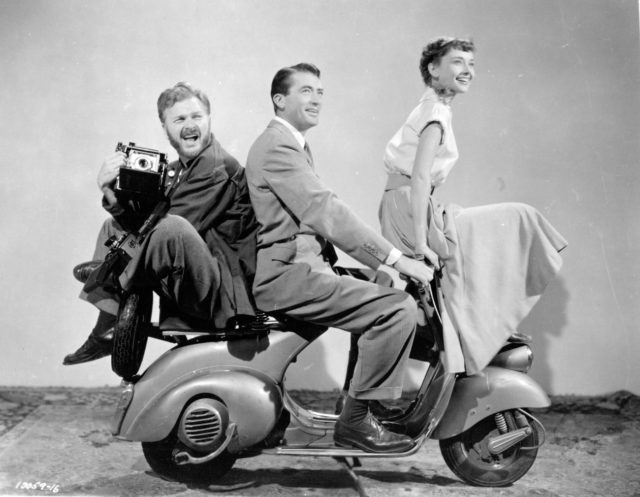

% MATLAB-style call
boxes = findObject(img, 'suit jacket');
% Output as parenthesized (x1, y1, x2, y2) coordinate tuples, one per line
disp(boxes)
(245, 119, 394, 311)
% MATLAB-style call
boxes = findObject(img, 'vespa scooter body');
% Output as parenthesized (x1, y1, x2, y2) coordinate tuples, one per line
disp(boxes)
(113, 321, 548, 448)
(114, 328, 314, 447)
(108, 273, 551, 490)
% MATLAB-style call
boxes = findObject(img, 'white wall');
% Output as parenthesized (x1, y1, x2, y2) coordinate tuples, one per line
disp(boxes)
(0, 0, 638, 395)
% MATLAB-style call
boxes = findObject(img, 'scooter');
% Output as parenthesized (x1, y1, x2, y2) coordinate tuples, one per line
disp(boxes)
(108, 278, 549, 494)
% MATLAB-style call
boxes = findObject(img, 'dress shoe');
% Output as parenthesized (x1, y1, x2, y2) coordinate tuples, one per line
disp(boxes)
(73, 260, 103, 283)
(63, 311, 116, 365)
(334, 412, 416, 453)
(335, 392, 404, 421)
(62, 332, 113, 365)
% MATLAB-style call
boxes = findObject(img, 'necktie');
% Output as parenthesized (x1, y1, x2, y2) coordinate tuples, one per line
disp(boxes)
(303, 142, 314, 169)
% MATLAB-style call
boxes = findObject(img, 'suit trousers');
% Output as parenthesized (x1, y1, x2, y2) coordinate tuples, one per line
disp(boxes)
(256, 253, 417, 401)
(80, 215, 222, 320)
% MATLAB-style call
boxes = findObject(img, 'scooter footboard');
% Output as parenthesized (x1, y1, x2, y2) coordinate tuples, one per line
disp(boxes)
(431, 366, 550, 440)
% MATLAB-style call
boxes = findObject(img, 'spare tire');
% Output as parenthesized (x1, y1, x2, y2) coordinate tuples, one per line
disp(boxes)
(111, 290, 152, 380)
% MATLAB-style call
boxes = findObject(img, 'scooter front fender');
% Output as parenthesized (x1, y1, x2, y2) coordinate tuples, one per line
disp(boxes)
(431, 366, 550, 440)
(116, 367, 282, 447)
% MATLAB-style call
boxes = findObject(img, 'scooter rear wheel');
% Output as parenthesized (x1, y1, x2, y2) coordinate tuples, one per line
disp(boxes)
(439, 409, 540, 487)
(142, 434, 236, 484)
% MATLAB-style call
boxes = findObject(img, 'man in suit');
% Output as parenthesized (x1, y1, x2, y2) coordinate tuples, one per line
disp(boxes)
(246, 63, 434, 453)
(64, 82, 258, 365)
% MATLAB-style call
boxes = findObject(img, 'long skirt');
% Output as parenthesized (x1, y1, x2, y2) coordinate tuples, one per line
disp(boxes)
(379, 178, 567, 373)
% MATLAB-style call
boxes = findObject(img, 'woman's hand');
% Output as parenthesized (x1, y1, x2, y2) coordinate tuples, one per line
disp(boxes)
(415, 243, 440, 270)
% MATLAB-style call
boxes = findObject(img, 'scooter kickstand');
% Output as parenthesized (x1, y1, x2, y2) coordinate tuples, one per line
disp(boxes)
(333, 456, 368, 497)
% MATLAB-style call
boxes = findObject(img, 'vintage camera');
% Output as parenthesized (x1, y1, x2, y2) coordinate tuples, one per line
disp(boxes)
(115, 142, 168, 200)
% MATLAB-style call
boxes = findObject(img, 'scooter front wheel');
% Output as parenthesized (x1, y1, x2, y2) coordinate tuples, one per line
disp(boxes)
(142, 434, 236, 484)
(439, 409, 540, 487)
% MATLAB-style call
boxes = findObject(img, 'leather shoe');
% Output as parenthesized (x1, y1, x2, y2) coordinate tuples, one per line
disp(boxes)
(73, 260, 103, 284)
(335, 393, 404, 421)
(63, 331, 113, 365)
(63, 311, 116, 365)
(334, 412, 415, 453)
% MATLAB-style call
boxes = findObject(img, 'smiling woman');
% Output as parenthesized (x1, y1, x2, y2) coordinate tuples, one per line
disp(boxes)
(379, 37, 568, 373)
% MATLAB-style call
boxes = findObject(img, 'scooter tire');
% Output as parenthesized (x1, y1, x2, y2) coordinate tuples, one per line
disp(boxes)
(439, 409, 540, 487)
(142, 435, 236, 484)
(111, 290, 152, 380)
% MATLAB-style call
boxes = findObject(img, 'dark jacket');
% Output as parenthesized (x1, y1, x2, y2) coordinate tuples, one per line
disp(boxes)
(108, 135, 259, 327)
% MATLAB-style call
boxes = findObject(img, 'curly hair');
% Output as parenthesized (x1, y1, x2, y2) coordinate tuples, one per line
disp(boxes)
(156, 82, 211, 122)
(419, 37, 475, 86)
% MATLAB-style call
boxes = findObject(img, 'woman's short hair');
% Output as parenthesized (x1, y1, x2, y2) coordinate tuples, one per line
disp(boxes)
(157, 82, 211, 122)
(419, 37, 475, 86)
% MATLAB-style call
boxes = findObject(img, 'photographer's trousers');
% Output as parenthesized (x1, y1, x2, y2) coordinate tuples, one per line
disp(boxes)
(80, 215, 225, 323)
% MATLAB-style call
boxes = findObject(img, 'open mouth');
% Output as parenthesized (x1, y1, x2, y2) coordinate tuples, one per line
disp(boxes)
(182, 133, 200, 143)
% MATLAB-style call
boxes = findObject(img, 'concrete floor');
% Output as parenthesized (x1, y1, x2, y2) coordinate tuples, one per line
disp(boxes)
(0, 387, 639, 497)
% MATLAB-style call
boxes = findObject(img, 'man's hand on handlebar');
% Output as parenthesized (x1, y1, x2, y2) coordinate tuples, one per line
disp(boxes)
(392, 254, 435, 287)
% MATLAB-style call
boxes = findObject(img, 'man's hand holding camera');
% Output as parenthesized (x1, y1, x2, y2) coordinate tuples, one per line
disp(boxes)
(98, 151, 126, 206)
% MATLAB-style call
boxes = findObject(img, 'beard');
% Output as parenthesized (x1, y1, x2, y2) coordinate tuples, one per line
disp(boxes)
(167, 129, 211, 161)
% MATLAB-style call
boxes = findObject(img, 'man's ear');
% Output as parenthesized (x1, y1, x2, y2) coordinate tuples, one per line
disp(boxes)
(273, 93, 285, 111)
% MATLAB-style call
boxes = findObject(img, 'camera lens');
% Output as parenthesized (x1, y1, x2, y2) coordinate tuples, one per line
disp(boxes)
(136, 158, 150, 170)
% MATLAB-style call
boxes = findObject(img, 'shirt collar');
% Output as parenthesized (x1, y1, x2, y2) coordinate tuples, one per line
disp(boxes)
(274, 116, 306, 149)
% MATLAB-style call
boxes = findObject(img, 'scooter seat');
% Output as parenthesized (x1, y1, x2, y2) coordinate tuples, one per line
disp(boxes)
(159, 315, 216, 334)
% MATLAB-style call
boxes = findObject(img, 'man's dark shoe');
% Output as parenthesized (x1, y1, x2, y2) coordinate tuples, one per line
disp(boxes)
(62, 332, 113, 365)
(73, 260, 103, 284)
(334, 412, 416, 453)
(335, 393, 404, 421)
(63, 311, 116, 365)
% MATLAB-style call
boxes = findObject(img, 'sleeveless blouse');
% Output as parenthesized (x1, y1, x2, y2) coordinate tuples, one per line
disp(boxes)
(383, 87, 458, 188)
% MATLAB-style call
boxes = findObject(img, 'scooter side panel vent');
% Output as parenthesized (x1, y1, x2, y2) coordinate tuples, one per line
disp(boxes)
(178, 398, 229, 452)
(184, 408, 222, 445)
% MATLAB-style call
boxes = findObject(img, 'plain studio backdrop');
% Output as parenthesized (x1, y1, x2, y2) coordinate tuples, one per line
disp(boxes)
(0, 0, 638, 395)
